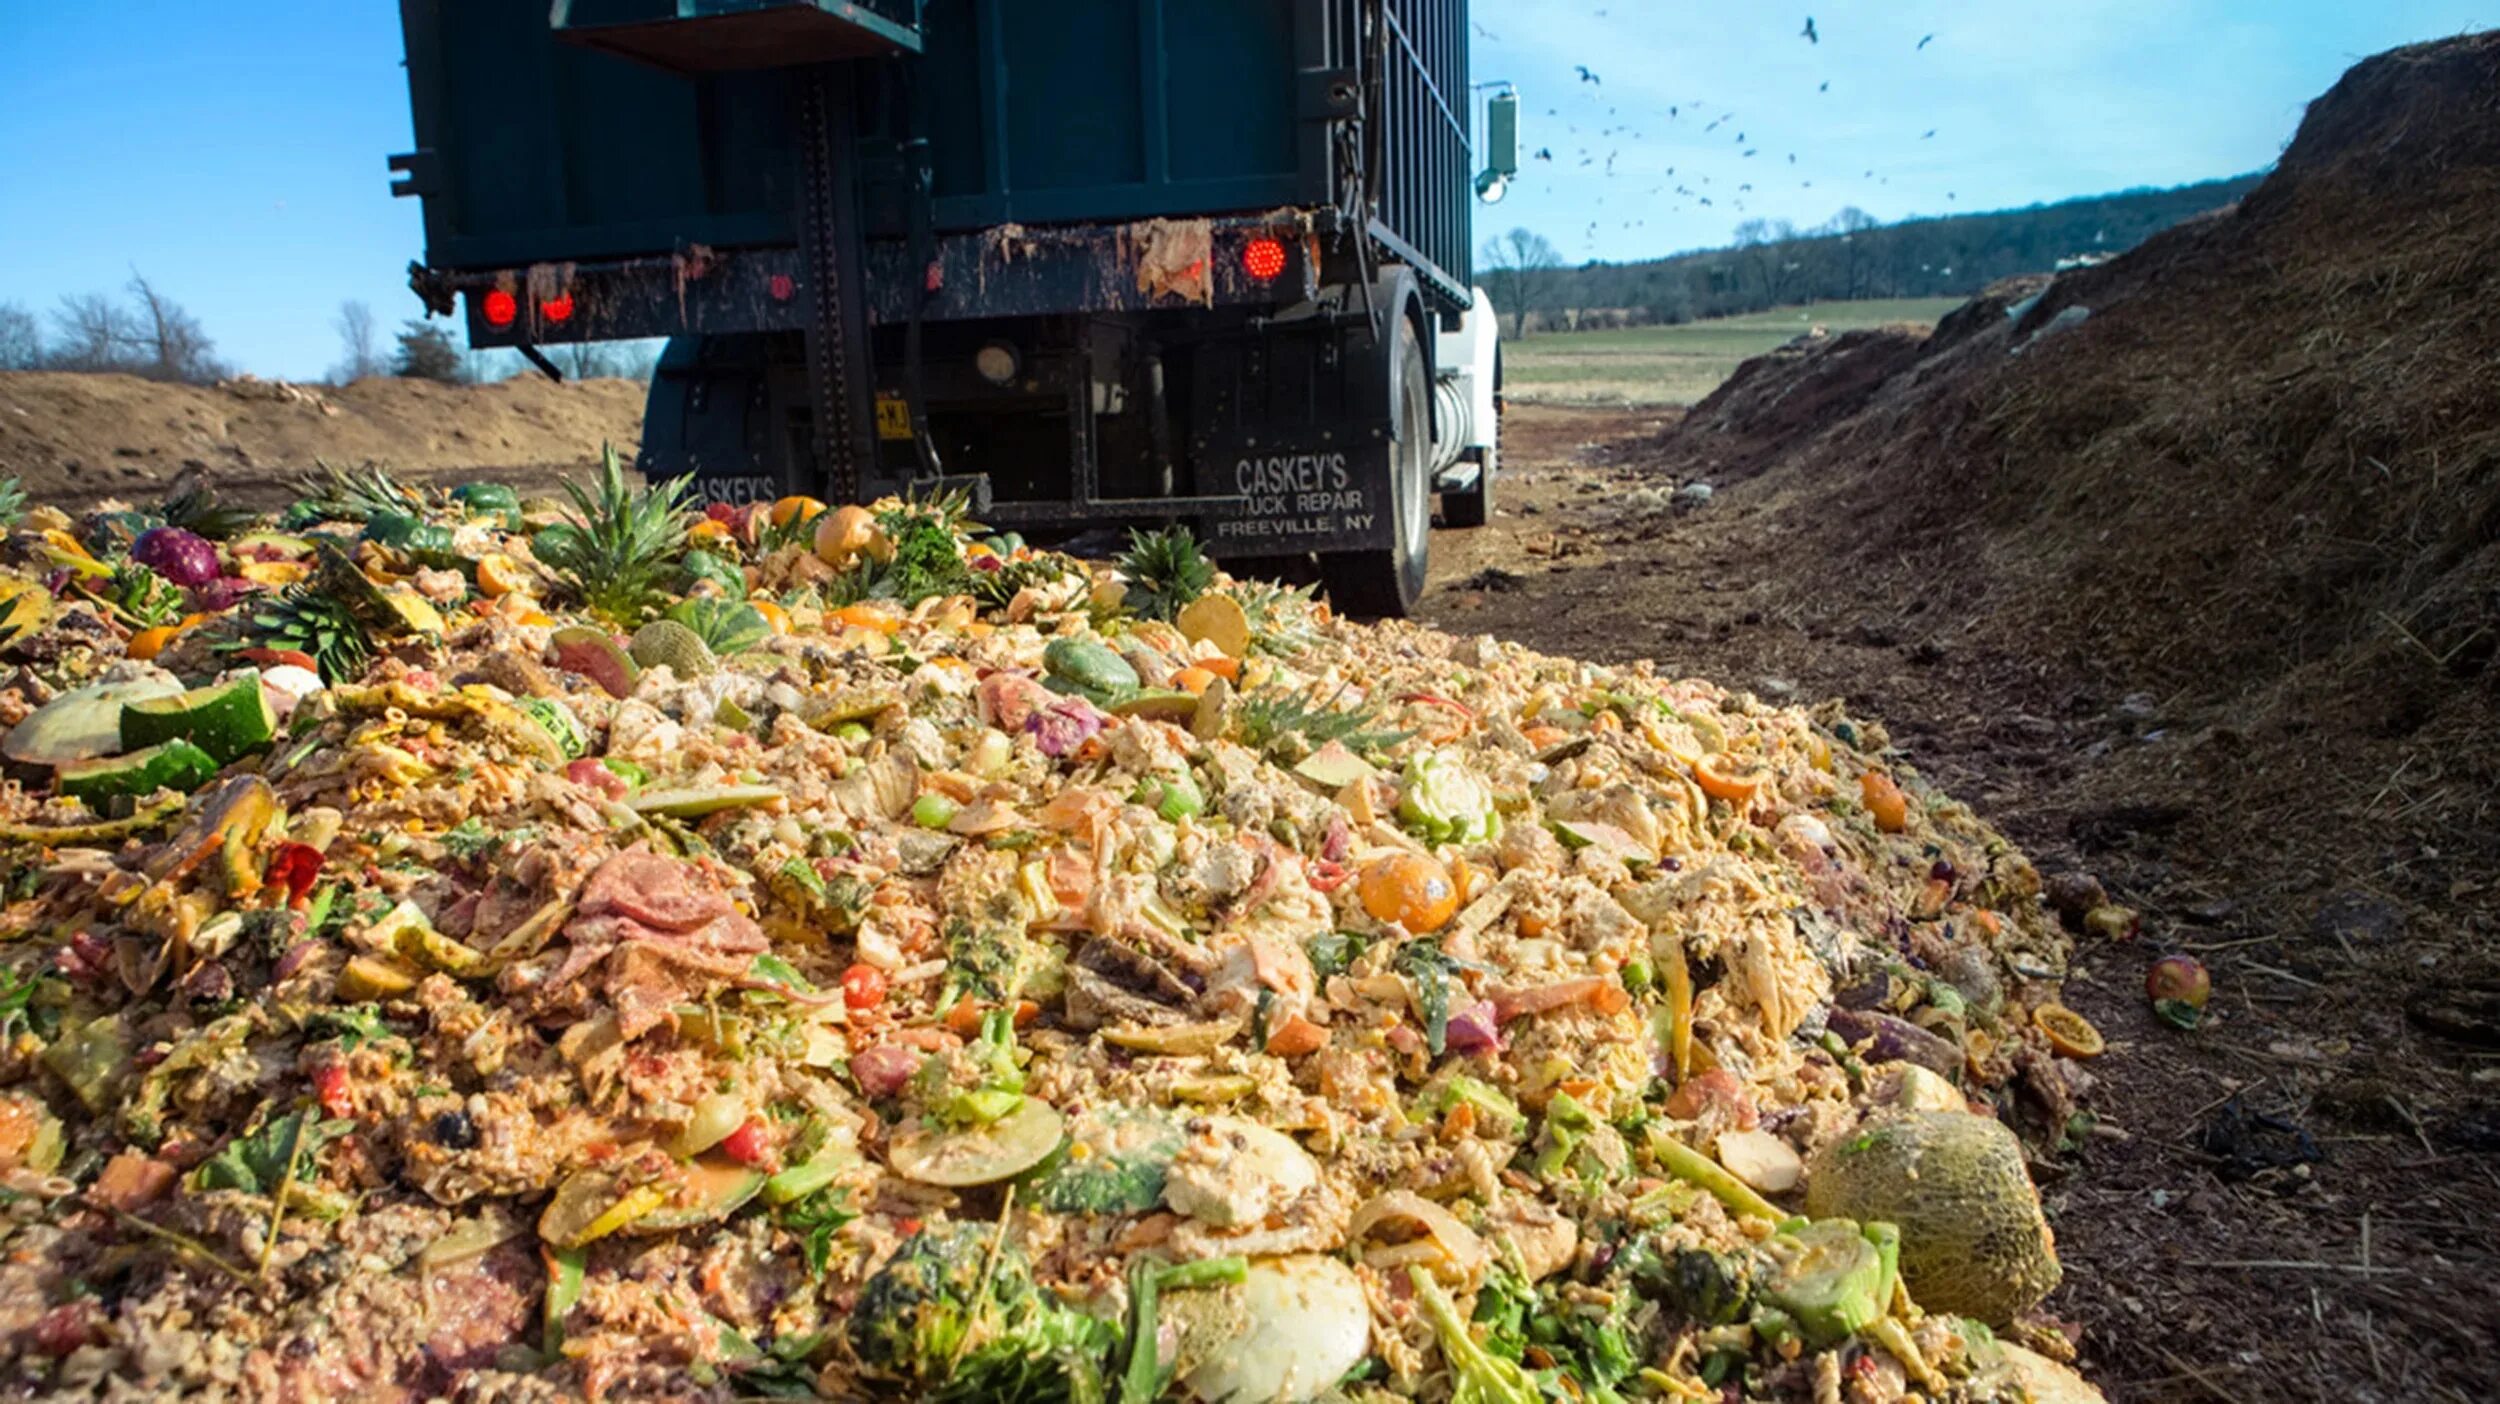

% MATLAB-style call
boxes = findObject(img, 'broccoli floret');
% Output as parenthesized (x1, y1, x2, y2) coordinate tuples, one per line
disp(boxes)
(940, 915, 1032, 1007)
(848, 1223, 1117, 1399)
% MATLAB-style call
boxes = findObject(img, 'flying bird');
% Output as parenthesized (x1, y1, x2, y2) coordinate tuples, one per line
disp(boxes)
(1704, 118, 1723, 132)
(1801, 16, 1818, 43)
(1921, 129, 1937, 139)
(1787, 153, 1797, 163)
(1533, 147, 1553, 161)
(1743, 148, 1758, 157)
(1575, 65, 1602, 84)
(1819, 81, 1830, 92)
(1917, 33, 1935, 49)
(1471, 21, 1499, 41)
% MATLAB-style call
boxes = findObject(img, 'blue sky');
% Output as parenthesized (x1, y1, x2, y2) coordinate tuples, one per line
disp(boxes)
(0, 1, 2488, 380)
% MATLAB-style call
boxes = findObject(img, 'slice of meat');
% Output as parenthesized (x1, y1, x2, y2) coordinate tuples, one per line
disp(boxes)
(578, 845, 732, 932)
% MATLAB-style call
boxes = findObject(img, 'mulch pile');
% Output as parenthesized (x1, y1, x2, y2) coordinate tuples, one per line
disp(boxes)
(1639, 31, 2500, 1403)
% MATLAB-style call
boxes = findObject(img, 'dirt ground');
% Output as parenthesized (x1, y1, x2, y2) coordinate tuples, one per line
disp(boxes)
(0, 371, 644, 510)
(1428, 402, 2500, 1403)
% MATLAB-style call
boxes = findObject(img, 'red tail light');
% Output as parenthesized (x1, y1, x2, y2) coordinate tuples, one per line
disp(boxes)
(767, 273, 796, 302)
(541, 293, 575, 324)
(481, 289, 518, 328)
(1242, 237, 1287, 282)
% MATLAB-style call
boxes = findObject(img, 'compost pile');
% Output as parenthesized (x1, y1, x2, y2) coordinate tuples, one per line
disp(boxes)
(0, 461, 2107, 1402)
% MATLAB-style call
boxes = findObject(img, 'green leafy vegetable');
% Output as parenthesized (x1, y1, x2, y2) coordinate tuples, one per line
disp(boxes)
(776, 1185, 859, 1279)
(1409, 1265, 1541, 1404)
(193, 1107, 351, 1198)
(1305, 930, 1367, 980)
(1393, 938, 1465, 1056)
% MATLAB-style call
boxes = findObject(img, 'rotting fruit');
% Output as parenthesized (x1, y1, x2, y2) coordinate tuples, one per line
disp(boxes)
(1358, 852, 1459, 933)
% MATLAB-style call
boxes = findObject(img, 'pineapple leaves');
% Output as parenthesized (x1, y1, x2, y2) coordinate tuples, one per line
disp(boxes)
(533, 445, 693, 625)
(1117, 526, 1213, 622)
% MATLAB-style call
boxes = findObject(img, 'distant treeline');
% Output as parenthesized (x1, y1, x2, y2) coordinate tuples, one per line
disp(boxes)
(1510, 173, 2263, 331)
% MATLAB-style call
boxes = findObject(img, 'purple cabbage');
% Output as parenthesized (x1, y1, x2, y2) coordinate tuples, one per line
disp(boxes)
(185, 576, 262, 613)
(133, 527, 220, 588)
(1025, 697, 1107, 758)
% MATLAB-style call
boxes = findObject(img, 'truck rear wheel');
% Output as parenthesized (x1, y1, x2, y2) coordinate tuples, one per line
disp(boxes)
(1321, 332, 1432, 617)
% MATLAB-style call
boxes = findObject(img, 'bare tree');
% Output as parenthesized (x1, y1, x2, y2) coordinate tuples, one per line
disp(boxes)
(1478, 228, 1562, 338)
(48, 292, 141, 372)
(123, 272, 228, 384)
(1825, 207, 1882, 299)
(0, 303, 40, 371)
(1732, 219, 1806, 308)
(331, 300, 383, 383)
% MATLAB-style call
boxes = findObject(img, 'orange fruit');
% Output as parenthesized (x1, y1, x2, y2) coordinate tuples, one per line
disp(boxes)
(1860, 770, 1910, 832)
(1198, 655, 1242, 683)
(516, 609, 555, 628)
(750, 599, 792, 635)
(1693, 753, 1767, 807)
(1172, 666, 1216, 697)
(1357, 852, 1459, 933)
(2032, 1003, 2105, 1058)
(831, 601, 903, 635)
(769, 496, 827, 529)
(687, 519, 735, 545)
(127, 626, 180, 661)
(475, 553, 531, 599)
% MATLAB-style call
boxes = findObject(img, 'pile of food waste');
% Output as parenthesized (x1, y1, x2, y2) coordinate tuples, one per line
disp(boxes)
(0, 459, 2110, 1401)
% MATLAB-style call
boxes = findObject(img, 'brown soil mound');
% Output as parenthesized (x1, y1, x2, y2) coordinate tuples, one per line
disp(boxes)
(1641, 31, 2500, 1401)
(0, 372, 646, 508)
(1667, 325, 1931, 485)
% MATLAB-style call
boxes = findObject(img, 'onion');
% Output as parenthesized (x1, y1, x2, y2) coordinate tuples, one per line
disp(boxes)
(1445, 1000, 1501, 1053)
(133, 527, 219, 587)
(1347, 1189, 1488, 1284)
(849, 1043, 923, 1098)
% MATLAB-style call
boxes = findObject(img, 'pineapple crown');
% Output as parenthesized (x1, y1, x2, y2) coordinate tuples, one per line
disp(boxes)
(1117, 525, 1213, 622)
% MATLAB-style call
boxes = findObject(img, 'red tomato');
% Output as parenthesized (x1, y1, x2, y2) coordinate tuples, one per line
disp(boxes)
(841, 963, 888, 1011)
(718, 1117, 771, 1168)
(312, 1064, 354, 1118)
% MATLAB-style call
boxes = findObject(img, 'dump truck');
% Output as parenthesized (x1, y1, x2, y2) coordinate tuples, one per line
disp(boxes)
(389, 0, 1518, 615)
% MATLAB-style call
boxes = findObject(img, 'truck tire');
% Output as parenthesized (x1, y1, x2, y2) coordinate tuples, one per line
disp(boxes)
(1439, 343, 1500, 529)
(1322, 331, 1432, 617)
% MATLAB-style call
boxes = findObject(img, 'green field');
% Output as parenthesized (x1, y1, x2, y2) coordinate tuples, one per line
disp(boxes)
(1503, 297, 1968, 407)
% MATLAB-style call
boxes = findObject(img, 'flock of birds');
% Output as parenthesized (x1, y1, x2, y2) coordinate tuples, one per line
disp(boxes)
(1473, 15, 1960, 251)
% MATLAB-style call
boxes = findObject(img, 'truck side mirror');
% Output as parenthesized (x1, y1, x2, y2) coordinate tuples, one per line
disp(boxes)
(1476, 89, 1519, 204)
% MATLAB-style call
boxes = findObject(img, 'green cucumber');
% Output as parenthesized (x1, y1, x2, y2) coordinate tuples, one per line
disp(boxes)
(57, 740, 220, 805)
(119, 672, 277, 764)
